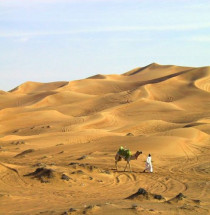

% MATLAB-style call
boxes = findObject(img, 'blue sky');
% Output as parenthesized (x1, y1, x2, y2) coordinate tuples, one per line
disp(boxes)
(0, 0, 210, 91)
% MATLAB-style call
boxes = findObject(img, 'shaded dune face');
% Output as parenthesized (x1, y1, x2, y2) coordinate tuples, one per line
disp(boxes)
(0, 63, 210, 215)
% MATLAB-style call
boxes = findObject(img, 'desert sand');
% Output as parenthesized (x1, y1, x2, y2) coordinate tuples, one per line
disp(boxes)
(0, 63, 210, 215)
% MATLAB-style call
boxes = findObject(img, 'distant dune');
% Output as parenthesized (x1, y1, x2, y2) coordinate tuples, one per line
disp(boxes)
(0, 63, 210, 215)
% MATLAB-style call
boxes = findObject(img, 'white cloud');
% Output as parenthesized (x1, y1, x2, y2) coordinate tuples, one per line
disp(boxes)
(0, 23, 210, 38)
(186, 36, 210, 42)
(16, 37, 29, 42)
(0, 0, 127, 6)
(0, 0, 194, 8)
(187, 2, 210, 9)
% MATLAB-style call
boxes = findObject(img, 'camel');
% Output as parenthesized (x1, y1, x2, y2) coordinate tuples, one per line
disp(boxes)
(115, 148, 142, 171)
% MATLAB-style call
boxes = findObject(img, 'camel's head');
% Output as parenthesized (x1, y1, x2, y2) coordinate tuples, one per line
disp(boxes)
(135, 151, 142, 159)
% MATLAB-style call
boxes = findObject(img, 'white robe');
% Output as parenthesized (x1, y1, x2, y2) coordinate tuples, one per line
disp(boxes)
(145, 156, 153, 172)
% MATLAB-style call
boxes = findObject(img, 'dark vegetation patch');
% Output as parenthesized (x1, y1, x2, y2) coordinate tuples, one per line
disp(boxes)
(126, 133, 134, 136)
(175, 193, 186, 200)
(24, 167, 55, 181)
(61, 173, 71, 181)
(71, 170, 85, 175)
(77, 155, 87, 160)
(126, 188, 149, 200)
(14, 149, 34, 157)
(126, 188, 165, 201)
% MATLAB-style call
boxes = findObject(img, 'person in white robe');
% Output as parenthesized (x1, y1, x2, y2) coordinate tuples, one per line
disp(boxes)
(143, 154, 153, 173)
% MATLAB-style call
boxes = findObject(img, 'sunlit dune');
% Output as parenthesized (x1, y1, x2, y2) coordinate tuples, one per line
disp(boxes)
(0, 63, 210, 215)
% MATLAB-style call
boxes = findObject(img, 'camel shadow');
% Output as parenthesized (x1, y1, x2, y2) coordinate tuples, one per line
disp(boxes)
(111, 168, 152, 174)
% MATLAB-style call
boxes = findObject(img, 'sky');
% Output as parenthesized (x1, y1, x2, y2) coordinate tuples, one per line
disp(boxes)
(0, 0, 210, 91)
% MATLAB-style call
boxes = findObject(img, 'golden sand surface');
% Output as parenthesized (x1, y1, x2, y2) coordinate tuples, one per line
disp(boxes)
(0, 63, 210, 215)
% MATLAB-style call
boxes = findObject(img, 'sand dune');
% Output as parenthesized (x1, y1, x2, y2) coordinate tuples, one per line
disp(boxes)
(0, 90, 6, 95)
(10, 81, 68, 94)
(0, 63, 210, 215)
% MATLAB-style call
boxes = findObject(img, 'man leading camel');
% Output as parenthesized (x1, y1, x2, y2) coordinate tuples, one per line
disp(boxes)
(143, 154, 153, 173)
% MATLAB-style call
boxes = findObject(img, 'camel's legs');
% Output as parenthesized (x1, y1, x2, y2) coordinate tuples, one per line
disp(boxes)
(115, 154, 122, 171)
(124, 161, 128, 171)
(128, 162, 131, 172)
(115, 160, 118, 170)
(115, 154, 120, 170)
